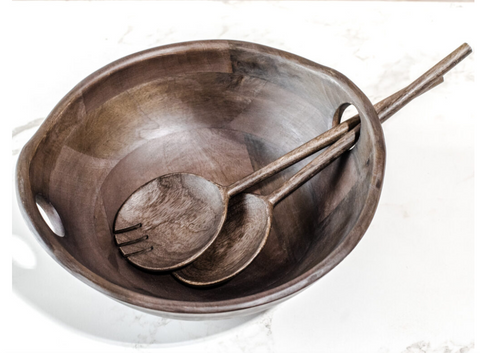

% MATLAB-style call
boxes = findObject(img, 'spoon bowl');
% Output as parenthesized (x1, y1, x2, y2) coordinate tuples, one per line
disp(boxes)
(174, 193, 272, 286)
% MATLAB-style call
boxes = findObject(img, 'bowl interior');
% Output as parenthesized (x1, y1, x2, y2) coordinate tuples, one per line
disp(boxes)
(21, 41, 383, 315)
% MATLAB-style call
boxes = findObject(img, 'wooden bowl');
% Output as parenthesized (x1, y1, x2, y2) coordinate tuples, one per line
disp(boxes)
(16, 40, 385, 319)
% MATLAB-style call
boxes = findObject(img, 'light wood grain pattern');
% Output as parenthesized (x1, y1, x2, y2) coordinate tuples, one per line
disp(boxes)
(114, 174, 227, 270)
(173, 194, 271, 286)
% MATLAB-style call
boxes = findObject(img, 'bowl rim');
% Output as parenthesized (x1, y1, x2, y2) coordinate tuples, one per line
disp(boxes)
(16, 39, 386, 316)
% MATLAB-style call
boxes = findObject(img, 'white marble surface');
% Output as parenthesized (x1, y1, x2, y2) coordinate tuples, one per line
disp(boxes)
(5, 1, 477, 352)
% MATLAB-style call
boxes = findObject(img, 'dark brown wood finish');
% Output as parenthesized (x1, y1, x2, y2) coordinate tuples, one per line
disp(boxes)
(113, 111, 357, 271)
(173, 43, 472, 286)
(16, 40, 471, 319)
(112, 45, 458, 273)
(174, 130, 359, 286)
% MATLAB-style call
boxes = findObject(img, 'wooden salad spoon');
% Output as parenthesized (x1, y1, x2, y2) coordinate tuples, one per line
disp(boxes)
(113, 111, 364, 271)
(173, 43, 472, 286)
(114, 106, 360, 271)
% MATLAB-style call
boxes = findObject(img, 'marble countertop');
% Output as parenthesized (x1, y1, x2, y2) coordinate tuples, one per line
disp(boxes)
(6, 1, 476, 352)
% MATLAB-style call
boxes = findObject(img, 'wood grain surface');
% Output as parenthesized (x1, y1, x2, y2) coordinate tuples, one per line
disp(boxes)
(114, 173, 227, 270)
(16, 39, 394, 318)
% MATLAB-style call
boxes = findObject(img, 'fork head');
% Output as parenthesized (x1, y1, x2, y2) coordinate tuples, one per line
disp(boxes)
(113, 223, 153, 258)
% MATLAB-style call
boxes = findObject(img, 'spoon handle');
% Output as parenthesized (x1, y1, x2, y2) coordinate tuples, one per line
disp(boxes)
(227, 43, 471, 198)
(266, 126, 358, 205)
(226, 81, 429, 197)
(376, 42, 472, 124)
(226, 115, 359, 197)
(266, 43, 472, 206)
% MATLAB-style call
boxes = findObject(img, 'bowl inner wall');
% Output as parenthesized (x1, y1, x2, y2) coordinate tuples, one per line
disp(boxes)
(29, 45, 374, 302)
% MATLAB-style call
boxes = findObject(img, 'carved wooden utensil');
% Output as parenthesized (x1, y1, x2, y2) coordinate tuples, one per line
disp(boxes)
(113, 66, 442, 272)
(173, 43, 472, 286)
(113, 77, 432, 272)
(114, 105, 360, 270)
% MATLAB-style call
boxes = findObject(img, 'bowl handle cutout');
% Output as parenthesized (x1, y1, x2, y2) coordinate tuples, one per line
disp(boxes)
(35, 195, 65, 237)
(333, 103, 360, 151)
(332, 102, 354, 128)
